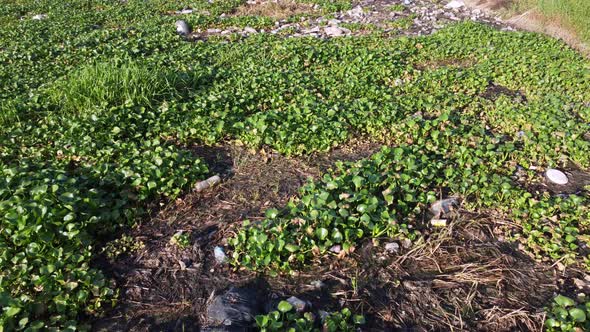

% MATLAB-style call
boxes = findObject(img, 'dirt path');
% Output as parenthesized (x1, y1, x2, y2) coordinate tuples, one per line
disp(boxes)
(463, 0, 590, 56)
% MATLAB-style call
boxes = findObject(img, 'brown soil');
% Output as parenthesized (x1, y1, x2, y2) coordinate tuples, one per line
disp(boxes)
(91, 140, 381, 331)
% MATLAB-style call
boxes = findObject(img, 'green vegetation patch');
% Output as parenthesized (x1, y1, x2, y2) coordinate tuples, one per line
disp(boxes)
(1, 0, 590, 329)
(545, 295, 590, 331)
(48, 60, 198, 114)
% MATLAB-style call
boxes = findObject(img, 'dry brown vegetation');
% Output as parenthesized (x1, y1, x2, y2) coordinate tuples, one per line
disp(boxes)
(464, 0, 590, 56)
(233, 0, 318, 19)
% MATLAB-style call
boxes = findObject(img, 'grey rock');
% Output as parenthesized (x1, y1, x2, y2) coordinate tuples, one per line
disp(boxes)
(175, 20, 191, 35)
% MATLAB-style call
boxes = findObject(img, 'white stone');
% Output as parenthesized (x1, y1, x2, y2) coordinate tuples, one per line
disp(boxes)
(324, 26, 344, 37)
(179, 9, 193, 14)
(445, 0, 465, 9)
(347, 6, 365, 18)
(207, 28, 222, 33)
(243, 26, 257, 34)
(546, 169, 568, 185)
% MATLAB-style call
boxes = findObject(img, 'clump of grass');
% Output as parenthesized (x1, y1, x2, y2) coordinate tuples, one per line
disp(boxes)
(536, 0, 590, 42)
(388, 4, 405, 12)
(48, 60, 196, 113)
(505, 0, 590, 44)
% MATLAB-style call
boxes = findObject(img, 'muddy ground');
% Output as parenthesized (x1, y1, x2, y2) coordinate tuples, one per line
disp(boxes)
(90, 135, 588, 331)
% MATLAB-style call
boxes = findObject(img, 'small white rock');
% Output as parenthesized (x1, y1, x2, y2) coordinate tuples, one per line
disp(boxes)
(347, 6, 364, 18)
(546, 168, 568, 185)
(445, 0, 465, 9)
(179, 9, 194, 14)
(243, 26, 257, 34)
(206, 28, 222, 34)
(324, 26, 344, 37)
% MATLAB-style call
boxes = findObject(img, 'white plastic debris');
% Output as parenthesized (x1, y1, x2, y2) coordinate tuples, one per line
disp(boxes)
(175, 20, 191, 35)
(430, 218, 448, 227)
(213, 246, 227, 264)
(430, 197, 459, 217)
(546, 169, 568, 185)
(195, 175, 221, 192)
(32, 14, 48, 20)
(384, 242, 400, 253)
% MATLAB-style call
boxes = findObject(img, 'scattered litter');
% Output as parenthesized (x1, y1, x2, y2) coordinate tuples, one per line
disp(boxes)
(330, 245, 341, 253)
(214, 246, 227, 264)
(430, 197, 459, 217)
(195, 175, 222, 192)
(206, 287, 259, 327)
(430, 218, 447, 227)
(384, 242, 400, 253)
(310, 280, 325, 290)
(175, 20, 191, 35)
(32, 14, 48, 20)
(401, 238, 412, 249)
(546, 168, 568, 185)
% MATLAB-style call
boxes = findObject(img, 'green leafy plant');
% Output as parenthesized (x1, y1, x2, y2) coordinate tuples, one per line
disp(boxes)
(47, 60, 197, 114)
(545, 295, 590, 331)
(255, 301, 364, 332)
(170, 231, 191, 249)
(102, 235, 145, 261)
